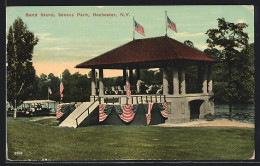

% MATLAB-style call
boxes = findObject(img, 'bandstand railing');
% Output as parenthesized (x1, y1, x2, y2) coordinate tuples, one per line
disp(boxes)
(98, 94, 167, 105)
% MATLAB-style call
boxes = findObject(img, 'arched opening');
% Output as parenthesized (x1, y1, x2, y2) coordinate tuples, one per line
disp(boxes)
(189, 100, 204, 120)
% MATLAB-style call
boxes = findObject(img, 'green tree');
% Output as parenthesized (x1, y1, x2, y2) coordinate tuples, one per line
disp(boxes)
(184, 40, 194, 48)
(7, 18, 39, 117)
(205, 18, 250, 120)
(47, 73, 60, 101)
(61, 69, 91, 102)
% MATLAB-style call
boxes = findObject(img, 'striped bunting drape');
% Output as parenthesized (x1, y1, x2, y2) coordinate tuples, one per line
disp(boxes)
(119, 105, 137, 122)
(56, 104, 63, 119)
(159, 102, 168, 118)
(99, 104, 112, 122)
(145, 103, 154, 125)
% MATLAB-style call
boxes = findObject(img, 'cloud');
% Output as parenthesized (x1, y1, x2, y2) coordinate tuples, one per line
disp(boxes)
(35, 33, 64, 41)
(172, 32, 206, 38)
(237, 19, 245, 23)
(41, 47, 77, 51)
(195, 43, 208, 50)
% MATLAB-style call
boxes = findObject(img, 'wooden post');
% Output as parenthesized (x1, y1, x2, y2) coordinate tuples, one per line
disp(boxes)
(99, 68, 104, 96)
(172, 67, 179, 95)
(180, 67, 186, 95)
(163, 68, 169, 95)
(202, 65, 207, 94)
(91, 68, 96, 96)
(207, 64, 213, 93)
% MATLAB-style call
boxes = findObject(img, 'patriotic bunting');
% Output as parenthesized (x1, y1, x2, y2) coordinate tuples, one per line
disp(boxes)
(145, 103, 154, 125)
(158, 102, 168, 118)
(119, 105, 137, 122)
(99, 104, 112, 122)
(56, 104, 63, 119)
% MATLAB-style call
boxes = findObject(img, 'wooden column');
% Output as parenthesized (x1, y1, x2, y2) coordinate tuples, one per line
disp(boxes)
(202, 65, 207, 94)
(99, 68, 104, 96)
(172, 67, 179, 95)
(197, 65, 202, 93)
(136, 68, 141, 93)
(123, 68, 126, 85)
(91, 68, 96, 96)
(207, 65, 213, 93)
(129, 69, 133, 85)
(163, 68, 169, 95)
(180, 67, 186, 95)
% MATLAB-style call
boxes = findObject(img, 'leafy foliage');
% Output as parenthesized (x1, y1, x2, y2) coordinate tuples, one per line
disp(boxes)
(7, 18, 38, 112)
(205, 18, 254, 104)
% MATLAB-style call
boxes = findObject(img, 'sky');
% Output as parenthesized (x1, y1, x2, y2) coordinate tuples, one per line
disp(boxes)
(6, 5, 254, 77)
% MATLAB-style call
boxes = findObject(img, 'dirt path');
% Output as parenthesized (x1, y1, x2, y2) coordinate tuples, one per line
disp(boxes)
(156, 119, 254, 128)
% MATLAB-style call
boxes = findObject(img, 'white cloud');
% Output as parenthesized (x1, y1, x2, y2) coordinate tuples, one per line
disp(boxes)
(172, 32, 206, 38)
(237, 19, 245, 23)
(35, 33, 64, 41)
(42, 47, 77, 51)
(195, 43, 208, 50)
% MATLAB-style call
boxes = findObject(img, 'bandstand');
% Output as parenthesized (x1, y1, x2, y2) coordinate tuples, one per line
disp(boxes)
(59, 36, 218, 128)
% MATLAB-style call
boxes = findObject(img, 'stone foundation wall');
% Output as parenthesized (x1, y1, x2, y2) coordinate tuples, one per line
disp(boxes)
(166, 94, 214, 124)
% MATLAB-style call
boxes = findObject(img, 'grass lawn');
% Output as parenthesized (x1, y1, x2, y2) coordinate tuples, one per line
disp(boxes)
(7, 117, 254, 161)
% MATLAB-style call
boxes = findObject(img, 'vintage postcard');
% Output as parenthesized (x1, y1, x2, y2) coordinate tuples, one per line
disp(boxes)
(6, 5, 255, 161)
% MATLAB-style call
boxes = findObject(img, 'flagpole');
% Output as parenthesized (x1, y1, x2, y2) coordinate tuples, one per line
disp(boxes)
(165, 11, 168, 36)
(133, 16, 135, 40)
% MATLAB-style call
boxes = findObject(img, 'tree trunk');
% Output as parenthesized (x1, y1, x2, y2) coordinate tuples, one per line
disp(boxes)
(228, 55, 232, 120)
(14, 99, 17, 118)
(228, 95, 232, 120)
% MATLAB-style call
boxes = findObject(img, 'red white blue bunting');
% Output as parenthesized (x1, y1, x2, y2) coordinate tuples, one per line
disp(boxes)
(145, 103, 154, 125)
(160, 102, 168, 118)
(99, 104, 108, 122)
(120, 105, 136, 122)
(56, 104, 63, 119)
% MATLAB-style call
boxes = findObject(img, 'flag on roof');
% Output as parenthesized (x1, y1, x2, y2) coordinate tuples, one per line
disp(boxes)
(134, 20, 145, 36)
(167, 16, 177, 33)
(48, 87, 52, 95)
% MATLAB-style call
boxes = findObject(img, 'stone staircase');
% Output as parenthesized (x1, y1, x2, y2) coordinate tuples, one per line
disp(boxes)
(59, 101, 99, 128)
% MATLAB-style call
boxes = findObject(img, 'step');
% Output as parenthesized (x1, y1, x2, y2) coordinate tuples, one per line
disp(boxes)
(59, 101, 99, 128)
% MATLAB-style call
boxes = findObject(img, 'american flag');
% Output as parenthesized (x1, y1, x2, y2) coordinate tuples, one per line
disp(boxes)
(145, 103, 153, 125)
(48, 87, 52, 95)
(167, 16, 177, 33)
(60, 75, 64, 101)
(56, 104, 63, 119)
(126, 71, 131, 98)
(134, 20, 145, 36)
